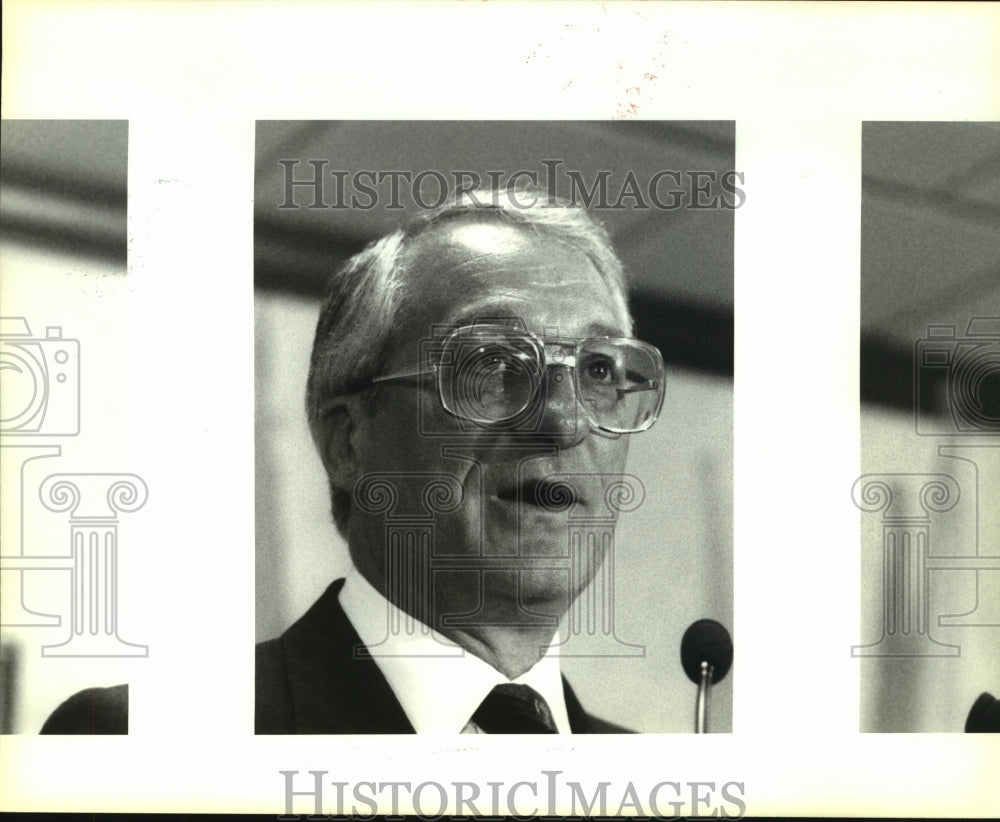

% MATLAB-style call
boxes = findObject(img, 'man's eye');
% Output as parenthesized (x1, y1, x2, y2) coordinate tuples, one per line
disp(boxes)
(584, 359, 615, 382)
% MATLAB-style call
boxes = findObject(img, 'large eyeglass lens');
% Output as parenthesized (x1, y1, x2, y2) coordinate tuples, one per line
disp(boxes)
(443, 329, 543, 424)
(578, 340, 662, 431)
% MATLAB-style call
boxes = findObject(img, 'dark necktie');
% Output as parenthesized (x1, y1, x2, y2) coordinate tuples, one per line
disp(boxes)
(471, 683, 558, 733)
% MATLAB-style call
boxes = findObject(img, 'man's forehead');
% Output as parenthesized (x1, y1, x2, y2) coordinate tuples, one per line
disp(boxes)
(406, 220, 622, 297)
(428, 221, 530, 256)
(390, 219, 632, 348)
(406, 220, 567, 270)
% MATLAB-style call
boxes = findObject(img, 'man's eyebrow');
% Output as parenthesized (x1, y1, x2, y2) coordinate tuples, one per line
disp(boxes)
(581, 322, 628, 338)
(445, 305, 522, 327)
(473, 310, 522, 323)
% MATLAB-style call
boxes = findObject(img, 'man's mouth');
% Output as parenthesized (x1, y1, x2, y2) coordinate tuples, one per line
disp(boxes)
(495, 477, 579, 509)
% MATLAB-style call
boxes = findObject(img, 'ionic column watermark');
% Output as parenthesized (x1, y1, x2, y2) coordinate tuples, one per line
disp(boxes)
(353, 471, 465, 656)
(538, 473, 645, 657)
(852, 473, 960, 657)
(32, 473, 149, 657)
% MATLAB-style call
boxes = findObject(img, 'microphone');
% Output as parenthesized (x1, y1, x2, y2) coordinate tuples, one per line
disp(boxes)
(680, 618, 733, 733)
(965, 692, 1000, 732)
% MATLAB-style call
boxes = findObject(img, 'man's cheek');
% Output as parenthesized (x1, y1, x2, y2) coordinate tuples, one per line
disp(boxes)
(584, 436, 630, 470)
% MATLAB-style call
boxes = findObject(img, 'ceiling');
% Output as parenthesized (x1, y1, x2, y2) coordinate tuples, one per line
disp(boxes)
(862, 121, 999, 341)
(254, 120, 736, 306)
(0, 120, 127, 262)
(860, 122, 1000, 412)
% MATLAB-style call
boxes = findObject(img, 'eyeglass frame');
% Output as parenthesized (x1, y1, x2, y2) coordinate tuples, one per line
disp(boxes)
(366, 323, 667, 435)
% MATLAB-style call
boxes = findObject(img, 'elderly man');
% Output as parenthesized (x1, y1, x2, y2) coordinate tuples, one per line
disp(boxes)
(254, 190, 666, 734)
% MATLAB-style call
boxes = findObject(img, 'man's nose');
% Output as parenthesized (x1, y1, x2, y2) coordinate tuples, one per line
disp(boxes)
(536, 365, 585, 447)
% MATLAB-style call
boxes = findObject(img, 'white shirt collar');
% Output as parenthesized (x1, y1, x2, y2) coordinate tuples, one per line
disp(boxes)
(339, 565, 571, 734)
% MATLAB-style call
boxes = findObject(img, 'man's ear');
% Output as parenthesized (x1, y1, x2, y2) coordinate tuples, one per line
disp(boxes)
(317, 395, 367, 491)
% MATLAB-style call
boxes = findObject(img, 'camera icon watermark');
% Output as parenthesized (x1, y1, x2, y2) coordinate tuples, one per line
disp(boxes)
(0, 316, 80, 437)
(915, 317, 1000, 436)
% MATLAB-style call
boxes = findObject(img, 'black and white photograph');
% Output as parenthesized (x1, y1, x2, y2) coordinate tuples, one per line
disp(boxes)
(253, 121, 735, 735)
(1, 1, 998, 818)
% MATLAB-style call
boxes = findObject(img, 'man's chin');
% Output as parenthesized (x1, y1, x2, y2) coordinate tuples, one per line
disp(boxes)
(504, 567, 580, 612)
(477, 529, 603, 610)
(455, 564, 565, 607)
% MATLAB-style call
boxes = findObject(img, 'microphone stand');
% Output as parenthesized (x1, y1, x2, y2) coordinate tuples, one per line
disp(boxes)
(680, 618, 731, 734)
(695, 660, 714, 734)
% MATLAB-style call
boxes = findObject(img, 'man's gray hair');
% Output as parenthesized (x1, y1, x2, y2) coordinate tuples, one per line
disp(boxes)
(305, 188, 632, 535)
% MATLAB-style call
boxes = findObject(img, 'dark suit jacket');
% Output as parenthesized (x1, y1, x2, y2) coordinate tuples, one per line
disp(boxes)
(256, 579, 630, 733)
(41, 579, 628, 734)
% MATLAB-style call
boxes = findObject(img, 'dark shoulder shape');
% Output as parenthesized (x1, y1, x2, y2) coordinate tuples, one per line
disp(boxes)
(584, 713, 634, 733)
(255, 636, 295, 733)
(40, 684, 128, 735)
(255, 579, 415, 734)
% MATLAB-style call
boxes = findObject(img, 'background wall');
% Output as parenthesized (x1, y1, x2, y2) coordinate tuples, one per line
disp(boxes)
(859, 406, 1000, 732)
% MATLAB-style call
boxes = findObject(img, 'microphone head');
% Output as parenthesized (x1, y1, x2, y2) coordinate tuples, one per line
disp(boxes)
(680, 618, 733, 685)
(965, 691, 1000, 733)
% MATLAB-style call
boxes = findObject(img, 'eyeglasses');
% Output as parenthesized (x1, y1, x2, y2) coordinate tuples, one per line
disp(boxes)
(370, 323, 666, 434)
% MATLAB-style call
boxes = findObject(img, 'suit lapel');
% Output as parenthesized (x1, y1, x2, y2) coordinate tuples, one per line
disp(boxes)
(279, 579, 414, 733)
(562, 676, 595, 733)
